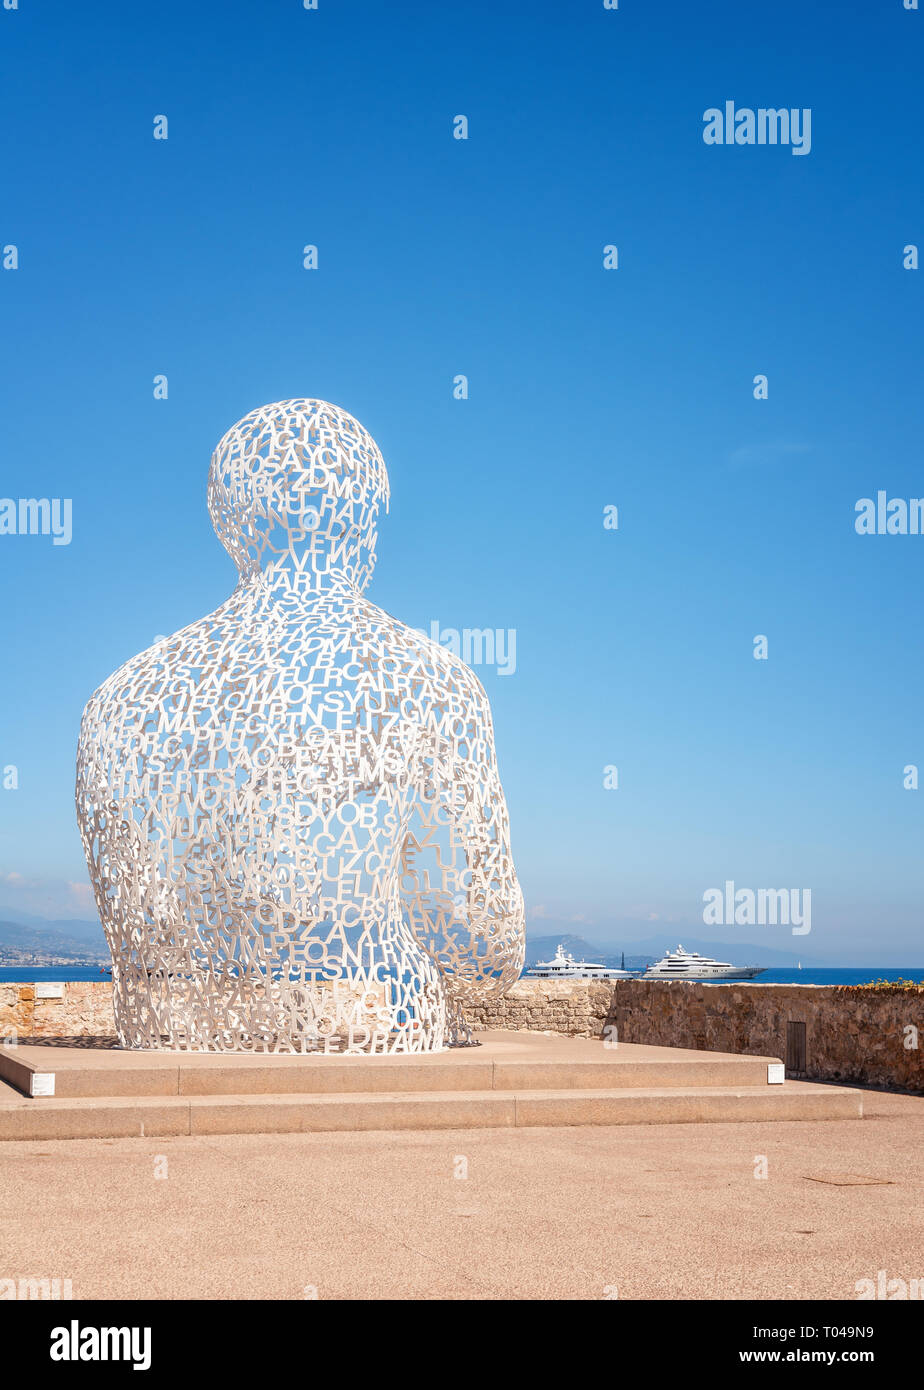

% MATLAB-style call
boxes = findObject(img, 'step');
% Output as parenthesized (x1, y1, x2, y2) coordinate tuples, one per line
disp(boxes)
(0, 1082, 862, 1141)
(0, 1038, 778, 1100)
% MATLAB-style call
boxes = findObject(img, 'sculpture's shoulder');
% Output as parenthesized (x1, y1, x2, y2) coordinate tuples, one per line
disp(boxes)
(78, 592, 492, 745)
(355, 600, 491, 716)
(79, 602, 235, 732)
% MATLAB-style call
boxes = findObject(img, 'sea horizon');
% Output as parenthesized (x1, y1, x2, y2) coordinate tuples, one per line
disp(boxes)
(3, 965, 924, 988)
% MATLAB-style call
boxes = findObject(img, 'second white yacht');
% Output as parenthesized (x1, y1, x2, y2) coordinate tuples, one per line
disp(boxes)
(643, 945, 765, 981)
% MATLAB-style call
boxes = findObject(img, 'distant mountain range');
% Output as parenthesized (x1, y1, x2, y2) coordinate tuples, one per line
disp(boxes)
(0, 906, 108, 964)
(0, 905, 822, 970)
(0, 906, 106, 943)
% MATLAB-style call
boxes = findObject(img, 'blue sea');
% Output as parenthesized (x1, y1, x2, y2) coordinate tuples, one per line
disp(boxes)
(754, 968, 924, 986)
(2, 966, 924, 986)
(0, 966, 113, 983)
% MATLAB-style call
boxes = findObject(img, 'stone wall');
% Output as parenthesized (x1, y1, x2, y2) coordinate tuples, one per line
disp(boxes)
(3, 977, 923, 1093)
(607, 980, 924, 1093)
(0, 982, 116, 1041)
(1, 978, 615, 1044)
(464, 978, 615, 1037)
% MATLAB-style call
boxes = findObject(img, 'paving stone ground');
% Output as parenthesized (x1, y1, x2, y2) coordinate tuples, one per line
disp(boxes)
(0, 1088, 920, 1300)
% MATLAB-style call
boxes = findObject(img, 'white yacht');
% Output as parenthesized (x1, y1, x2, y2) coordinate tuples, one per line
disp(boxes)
(526, 943, 633, 980)
(643, 945, 765, 981)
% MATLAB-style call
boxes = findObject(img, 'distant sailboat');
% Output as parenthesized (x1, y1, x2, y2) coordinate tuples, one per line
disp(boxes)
(797, 961, 802, 970)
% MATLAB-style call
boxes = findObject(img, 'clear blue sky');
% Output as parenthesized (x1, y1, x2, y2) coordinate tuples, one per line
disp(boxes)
(1, 0, 922, 963)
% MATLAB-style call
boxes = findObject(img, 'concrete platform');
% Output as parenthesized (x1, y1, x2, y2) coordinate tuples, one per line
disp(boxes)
(0, 1032, 863, 1140)
(0, 1030, 783, 1098)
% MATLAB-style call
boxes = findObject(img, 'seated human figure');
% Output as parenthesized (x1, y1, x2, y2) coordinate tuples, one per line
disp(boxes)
(76, 399, 525, 1052)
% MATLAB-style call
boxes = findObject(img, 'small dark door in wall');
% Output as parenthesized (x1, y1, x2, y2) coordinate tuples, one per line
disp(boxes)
(786, 1020, 807, 1075)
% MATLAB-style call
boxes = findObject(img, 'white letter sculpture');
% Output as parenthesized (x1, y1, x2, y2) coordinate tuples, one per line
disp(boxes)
(76, 400, 525, 1052)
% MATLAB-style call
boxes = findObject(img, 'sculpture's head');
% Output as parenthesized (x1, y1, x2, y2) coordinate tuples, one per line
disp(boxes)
(207, 399, 390, 590)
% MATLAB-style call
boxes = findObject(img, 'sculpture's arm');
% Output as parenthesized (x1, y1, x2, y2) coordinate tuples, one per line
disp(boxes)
(401, 667, 525, 1005)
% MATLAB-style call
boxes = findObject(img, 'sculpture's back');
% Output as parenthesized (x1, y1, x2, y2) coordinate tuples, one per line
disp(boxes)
(76, 400, 524, 1052)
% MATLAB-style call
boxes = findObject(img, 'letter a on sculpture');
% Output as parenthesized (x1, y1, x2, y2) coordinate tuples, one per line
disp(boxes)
(76, 400, 525, 1051)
